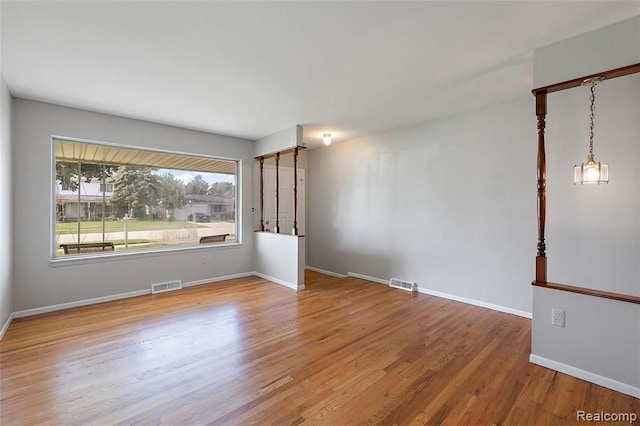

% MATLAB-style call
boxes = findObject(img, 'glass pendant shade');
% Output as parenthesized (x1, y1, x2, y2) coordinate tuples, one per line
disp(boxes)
(574, 153, 609, 184)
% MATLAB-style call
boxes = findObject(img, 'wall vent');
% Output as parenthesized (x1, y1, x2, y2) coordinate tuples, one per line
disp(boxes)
(151, 280, 183, 294)
(389, 278, 417, 292)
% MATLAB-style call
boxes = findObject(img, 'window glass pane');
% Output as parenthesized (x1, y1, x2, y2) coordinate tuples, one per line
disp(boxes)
(54, 139, 238, 258)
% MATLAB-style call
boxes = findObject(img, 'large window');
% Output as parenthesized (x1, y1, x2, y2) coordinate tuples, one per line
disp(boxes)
(53, 138, 239, 259)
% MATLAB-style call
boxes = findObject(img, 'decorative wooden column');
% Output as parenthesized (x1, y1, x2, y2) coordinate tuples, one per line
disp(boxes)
(535, 91, 547, 283)
(531, 64, 640, 285)
(102, 163, 107, 242)
(77, 161, 82, 252)
(292, 147, 299, 236)
(258, 157, 265, 232)
(255, 146, 306, 234)
(275, 152, 280, 234)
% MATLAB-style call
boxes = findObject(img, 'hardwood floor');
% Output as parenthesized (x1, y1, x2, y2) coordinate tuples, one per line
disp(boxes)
(1, 270, 638, 425)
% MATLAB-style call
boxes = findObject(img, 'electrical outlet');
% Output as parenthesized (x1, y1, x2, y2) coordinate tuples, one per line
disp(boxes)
(552, 308, 565, 327)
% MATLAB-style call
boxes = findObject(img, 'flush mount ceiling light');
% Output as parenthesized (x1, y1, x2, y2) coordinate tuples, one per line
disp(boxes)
(322, 133, 332, 146)
(573, 76, 609, 185)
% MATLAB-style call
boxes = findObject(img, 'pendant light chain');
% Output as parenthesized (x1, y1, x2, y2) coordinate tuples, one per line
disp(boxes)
(588, 81, 596, 157)
(573, 75, 608, 185)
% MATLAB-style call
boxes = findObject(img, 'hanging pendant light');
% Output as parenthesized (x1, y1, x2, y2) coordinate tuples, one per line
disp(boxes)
(573, 76, 609, 184)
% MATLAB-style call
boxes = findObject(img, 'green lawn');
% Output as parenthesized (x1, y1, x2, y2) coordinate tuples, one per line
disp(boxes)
(56, 220, 207, 234)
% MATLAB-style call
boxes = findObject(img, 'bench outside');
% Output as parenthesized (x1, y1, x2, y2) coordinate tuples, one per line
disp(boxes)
(60, 242, 115, 255)
(199, 234, 230, 244)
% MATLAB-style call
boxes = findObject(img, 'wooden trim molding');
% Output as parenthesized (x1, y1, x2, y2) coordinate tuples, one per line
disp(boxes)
(275, 152, 280, 233)
(535, 92, 547, 283)
(532, 63, 640, 95)
(532, 281, 640, 305)
(254, 146, 305, 160)
(532, 63, 640, 299)
(258, 157, 265, 232)
(292, 147, 299, 236)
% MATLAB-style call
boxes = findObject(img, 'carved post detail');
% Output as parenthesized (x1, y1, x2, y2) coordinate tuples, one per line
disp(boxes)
(275, 152, 280, 234)
(259, 157, 265, 232)
(536, 91, 547, 282)
(292, 147, 299, 236)
(77, 161, 82, 253)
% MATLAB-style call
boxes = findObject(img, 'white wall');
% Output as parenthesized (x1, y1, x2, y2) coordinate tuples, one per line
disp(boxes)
(533, 16, 639, 89)
(254, 233, 305, 290)
(532, 288, 640, 397)
(308, 96, 536, 314)
(255, 125, 303, 158)
(531, 18, 640, 397)
(12, 99, 255, 311)
(0, 74, 13, 332)
(546, 74, 640, 294)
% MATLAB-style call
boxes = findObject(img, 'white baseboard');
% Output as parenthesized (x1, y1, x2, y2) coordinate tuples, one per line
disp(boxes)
(10, 272, 256, 320)
(417, 287, 532, 319)
(182, 272, 254, 288)
(12, 289, 151, 319)
(306, 265, 347, 278)
(347, 271, 532, 319)
(529, 354, 640, 398)
(0, 312, 15, 341)
(253, 272, 304, 291)
(347, 272, 388, 285)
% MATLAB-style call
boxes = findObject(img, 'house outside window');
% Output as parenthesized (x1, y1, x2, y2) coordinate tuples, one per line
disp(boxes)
(99, 183, 114, 193)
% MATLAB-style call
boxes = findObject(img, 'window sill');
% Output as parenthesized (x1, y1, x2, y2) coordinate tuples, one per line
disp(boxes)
(50, 241, 242, 267)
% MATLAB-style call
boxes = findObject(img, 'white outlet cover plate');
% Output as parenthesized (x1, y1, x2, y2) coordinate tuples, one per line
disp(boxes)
(552, 308, 566, 327)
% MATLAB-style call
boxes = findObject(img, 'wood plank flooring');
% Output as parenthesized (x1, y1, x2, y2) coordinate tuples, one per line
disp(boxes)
(1, 270, 638, 425)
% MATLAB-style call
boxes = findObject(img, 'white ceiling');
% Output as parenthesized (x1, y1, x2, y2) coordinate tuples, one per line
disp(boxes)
(2, 1, 639, 148)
